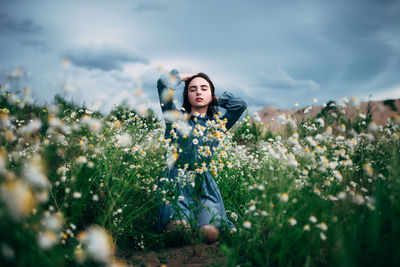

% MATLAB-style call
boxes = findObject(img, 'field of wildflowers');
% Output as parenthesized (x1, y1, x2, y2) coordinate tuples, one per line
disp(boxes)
(1, 87, 399, 266)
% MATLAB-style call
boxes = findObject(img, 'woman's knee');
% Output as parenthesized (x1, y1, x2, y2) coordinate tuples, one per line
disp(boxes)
(200, 225, 219, 243)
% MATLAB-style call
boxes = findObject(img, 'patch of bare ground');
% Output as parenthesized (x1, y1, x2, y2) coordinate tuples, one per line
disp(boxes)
(117, 242, 226, 267)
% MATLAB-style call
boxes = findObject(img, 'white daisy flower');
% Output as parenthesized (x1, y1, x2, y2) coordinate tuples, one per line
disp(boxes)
(243, 221, 252, 229)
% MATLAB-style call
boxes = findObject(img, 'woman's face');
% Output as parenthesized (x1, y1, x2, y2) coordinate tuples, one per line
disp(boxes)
(187, 77, 213, 109)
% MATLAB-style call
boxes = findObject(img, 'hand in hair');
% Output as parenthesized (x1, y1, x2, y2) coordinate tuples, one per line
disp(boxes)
(180, 73, 196, 82)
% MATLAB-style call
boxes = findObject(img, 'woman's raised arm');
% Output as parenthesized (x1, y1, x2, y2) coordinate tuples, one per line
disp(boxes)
(157, 69, 195, 113)
(217, 91, 247, 130)
(157, 69, 182, 113)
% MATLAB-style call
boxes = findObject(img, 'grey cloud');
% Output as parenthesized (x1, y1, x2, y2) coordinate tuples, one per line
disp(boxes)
(133, 2, 164, 12)
(239, 86, 280, 108)
(108, 72, 139, 84)
(2, 0, 400, 113)
(19, 39, 52, 53)
(0, 13, 41, 34)
(321, 0, 400, 42)
(0, 67, 9, 80)
(301, 1, 400, 97)
(62, 44, 149, 72)
(257, 68, 320, 91)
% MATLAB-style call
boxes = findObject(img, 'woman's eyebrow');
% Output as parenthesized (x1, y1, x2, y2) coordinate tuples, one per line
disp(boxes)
(189, 84, 209, 89)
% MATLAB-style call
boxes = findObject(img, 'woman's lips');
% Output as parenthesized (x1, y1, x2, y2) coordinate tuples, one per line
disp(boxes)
(196, 98, 204, 102)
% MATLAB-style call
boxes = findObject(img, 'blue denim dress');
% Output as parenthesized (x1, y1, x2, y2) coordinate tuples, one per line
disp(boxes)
(156, 69, 247, 233)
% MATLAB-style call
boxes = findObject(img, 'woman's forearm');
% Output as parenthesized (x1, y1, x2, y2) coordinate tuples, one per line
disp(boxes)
(157, 69, 182, 112)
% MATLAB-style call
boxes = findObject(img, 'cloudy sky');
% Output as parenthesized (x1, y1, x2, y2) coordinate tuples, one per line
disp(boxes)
(1, 0, 399, 118)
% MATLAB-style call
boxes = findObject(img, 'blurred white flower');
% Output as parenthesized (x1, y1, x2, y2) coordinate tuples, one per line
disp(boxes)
(231, 212, 238, 221)
(163, 110, 187, 123)
(35, 189, 49, 203)
(161, 87, 175, 103)
(81, 116, 102, 134)
(329, 161, 338, 169)
(253, 112, 262, 122)
(18, 119, 42, 135)
(353, 193, 365, 205)
(304, 106, 312, 114)
(116, 133, 132, 147)
(332, 170, 342, 182)
(320, 232, 327, 241)
(288, 154, 298, 167)
(288, 136, 299, 145)
(76, 156, 87, 164)
(0, 179, 36, 221)
(338, 124, 346, 132)
(38, 231, 59, 249)
(363, 163, 373, 177)
(315, 118, 325, 127)
(261, 210, 268, 216)
(368, 122, 378, 133)
(306, 136, 317, 147)
(43, 213, 63, 232)
(23, 154, 50, 189)
(175, 120, 192, 137)
(279, 193, 289, 202)
(316, 222, 328, 231)
(337, 191, 346, 199)
(166, 152, 179, 169)
(277, 114, 287, 125)
(0, 148, 6, 174)
(243, 221, 252, 229)
(79, 226, 113, 264)
(48, 116, 62, 128)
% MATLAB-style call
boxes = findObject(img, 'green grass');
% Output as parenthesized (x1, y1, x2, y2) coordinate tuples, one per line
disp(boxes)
(1, 91, 400, 266)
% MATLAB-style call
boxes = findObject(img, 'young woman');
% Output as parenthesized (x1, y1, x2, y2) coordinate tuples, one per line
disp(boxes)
(156, 69, 247, 243)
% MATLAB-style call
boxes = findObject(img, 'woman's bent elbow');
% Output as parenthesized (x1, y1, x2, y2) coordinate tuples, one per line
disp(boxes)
(241, 101, 248, 111)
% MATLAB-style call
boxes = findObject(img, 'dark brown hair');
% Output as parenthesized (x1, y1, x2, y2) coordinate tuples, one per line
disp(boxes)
(182, 73, 219, 117)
